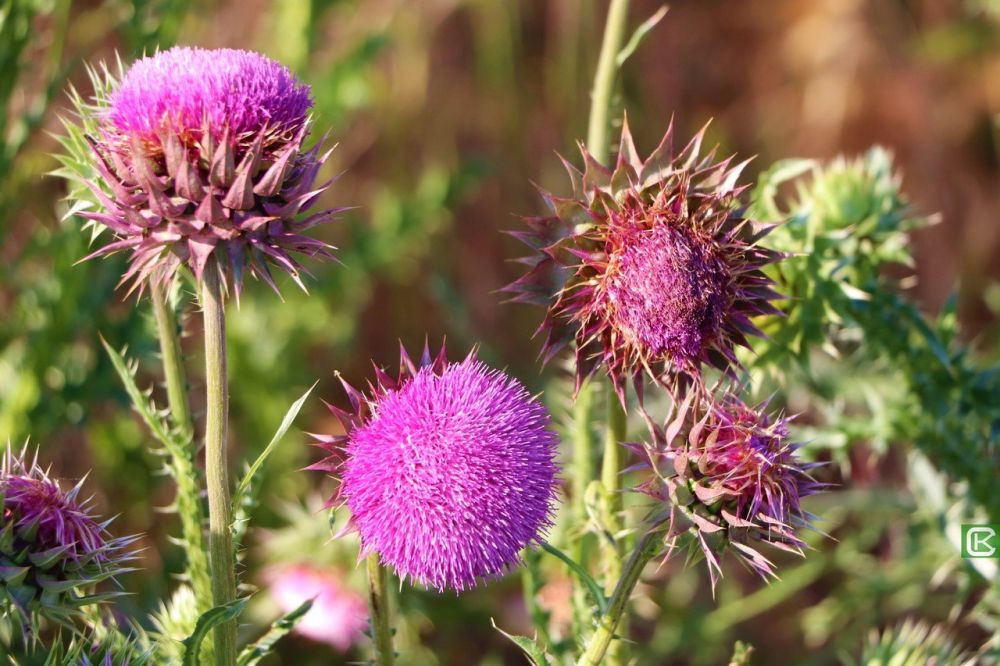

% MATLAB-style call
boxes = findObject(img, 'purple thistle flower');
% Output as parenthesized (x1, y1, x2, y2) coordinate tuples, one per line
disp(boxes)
(74, 47, 343, 297)
(505, 118, 784, 404)
(310, 343, 560, 592)
(0, 449, 137, 627)
(637, 392, 820, 586)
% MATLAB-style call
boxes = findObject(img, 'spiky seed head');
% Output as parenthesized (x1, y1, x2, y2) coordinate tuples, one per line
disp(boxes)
(638, 392, 820, 586)
(505, 118, 784, 404)
(69, 47, 342, 298)
(0, 449, 137, 630)
(267, 564, 367, 650)
(310, 343, 560, 592)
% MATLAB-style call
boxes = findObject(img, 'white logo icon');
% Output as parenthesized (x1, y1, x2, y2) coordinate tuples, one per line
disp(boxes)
(966, 526, 997, 557)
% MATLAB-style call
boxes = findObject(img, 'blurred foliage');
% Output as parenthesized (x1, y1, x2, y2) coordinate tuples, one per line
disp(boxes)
(1, 0, 1000, 664)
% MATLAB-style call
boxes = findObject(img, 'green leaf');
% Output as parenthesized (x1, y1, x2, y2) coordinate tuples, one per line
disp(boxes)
(540, 542, 608, 614)
(491, 619, 551, 666)
(181, 598, 249, 666)
(232, 383, 316, 518)
(616, 5, 669, 67)
(237, 599, 314, 666)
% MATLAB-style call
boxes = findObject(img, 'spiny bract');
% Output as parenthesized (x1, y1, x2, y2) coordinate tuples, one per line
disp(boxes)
(638, 392, 819, 586)
(75, 47, 342, 297)
(0, 449, 137, 630)
(310, 343, 560, 592)
(506, 118, 784, 404)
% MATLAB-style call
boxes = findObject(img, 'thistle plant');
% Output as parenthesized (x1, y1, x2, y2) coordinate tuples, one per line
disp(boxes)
(77, 46, 339, 297)
(0, 448, 136, 635)
(311, 343, 560, 661)
(506, 120, 783, 403)
(638, 393, 821, 585)
(55, 45, 341, 666)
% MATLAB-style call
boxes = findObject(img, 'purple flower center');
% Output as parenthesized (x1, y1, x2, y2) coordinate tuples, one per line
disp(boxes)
(107, 46, 312, 143)
(606, 223, 730, 363)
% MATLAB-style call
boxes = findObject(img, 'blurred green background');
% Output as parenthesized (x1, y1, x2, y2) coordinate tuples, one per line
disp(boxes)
(2, 0, 1000, 663)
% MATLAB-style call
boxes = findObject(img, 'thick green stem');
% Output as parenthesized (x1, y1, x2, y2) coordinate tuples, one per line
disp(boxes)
(584, 2, 632, 662)
(151, 282, 193, 440)
(599, 384, 628, 663)
(202, 266, 237, 666)
(569, 381, 596, 625)
(586, 0, 631, 164)
(576, 531, 657, 666)
(366, 553, 395, 666)
(150, 281, 212, 615)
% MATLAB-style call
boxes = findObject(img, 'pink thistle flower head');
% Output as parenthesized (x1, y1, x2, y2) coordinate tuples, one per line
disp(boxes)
(505, 117, 784, 404)
(69, 47, 343, 298)
(310, 343, 561, 592)
(0, 448, 137, 627)
(267, 563, 367, 651)
(639, 392, 820, 586)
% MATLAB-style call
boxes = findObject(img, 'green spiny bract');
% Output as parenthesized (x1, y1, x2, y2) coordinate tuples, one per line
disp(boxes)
(0, 449, 138, 634)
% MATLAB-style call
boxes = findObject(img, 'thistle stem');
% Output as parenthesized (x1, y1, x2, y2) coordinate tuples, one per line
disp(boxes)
(599, 384, 627, 663)
(570, 381, 596, 626)
(366, 553, 395, 666)
(151, 280, 213, 620)
(151, 282, 193, 440)
(201, 265, 237, 666)
(576, 531, 657, 666)
(586, 0, 631, 164)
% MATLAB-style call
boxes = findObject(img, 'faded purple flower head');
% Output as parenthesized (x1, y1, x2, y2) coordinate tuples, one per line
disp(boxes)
(267, 563, 367, 650)
(606, 223, 730, 364)
(0, 449, 137, 626)
(73, 46, 342, 298)
(310, 343, 560, 592)
(108, 47, 311, 144)
(505, 118, 784, 405)
(639, 392, 820, 586)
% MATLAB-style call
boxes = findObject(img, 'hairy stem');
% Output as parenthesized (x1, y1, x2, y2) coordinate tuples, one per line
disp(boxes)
(570, 381, 596, 627)
(202, 266, 237, 666)
(586, 0, 631, 164)
(366, 553, 395, 666)
(151, 282, 194, 440)
(584, 1, 632, 662)
(599, 384, 628, 663)
(150, 281, 212, 612)
(576, 531, 657, 666)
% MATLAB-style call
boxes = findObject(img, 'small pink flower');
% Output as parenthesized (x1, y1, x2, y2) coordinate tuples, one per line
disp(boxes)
(268, 564, 367, 651)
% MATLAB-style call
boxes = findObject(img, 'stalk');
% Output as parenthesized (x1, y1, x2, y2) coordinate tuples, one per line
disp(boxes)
(151, 282, 193, 439)
(569, 381, 596, 626)
(576, 531, 657, 666)
(150, 281, 213, 663)
(366, 553, 395, 666)
(585, 2, 631, 662)
(201, 264, 237, 666)
(586, 0, 631, 164)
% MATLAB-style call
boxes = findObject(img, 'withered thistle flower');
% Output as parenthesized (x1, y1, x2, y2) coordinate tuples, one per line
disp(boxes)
(0, 449, 137, 629)
(309, 343, 560, 592)
(638, 392, 819, 585)
(74, 46, 342, 297)
(506, 119, 784, 403)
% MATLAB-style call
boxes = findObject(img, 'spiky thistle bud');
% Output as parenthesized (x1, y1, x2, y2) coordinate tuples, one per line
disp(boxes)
(506, 118, 784, 403)
(309, 343, 560, 592)
(0, 449, 137, 631)
(69, 46, 341, 297)
(855, 620, 977, 666)
(637, 392, 819, 586)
